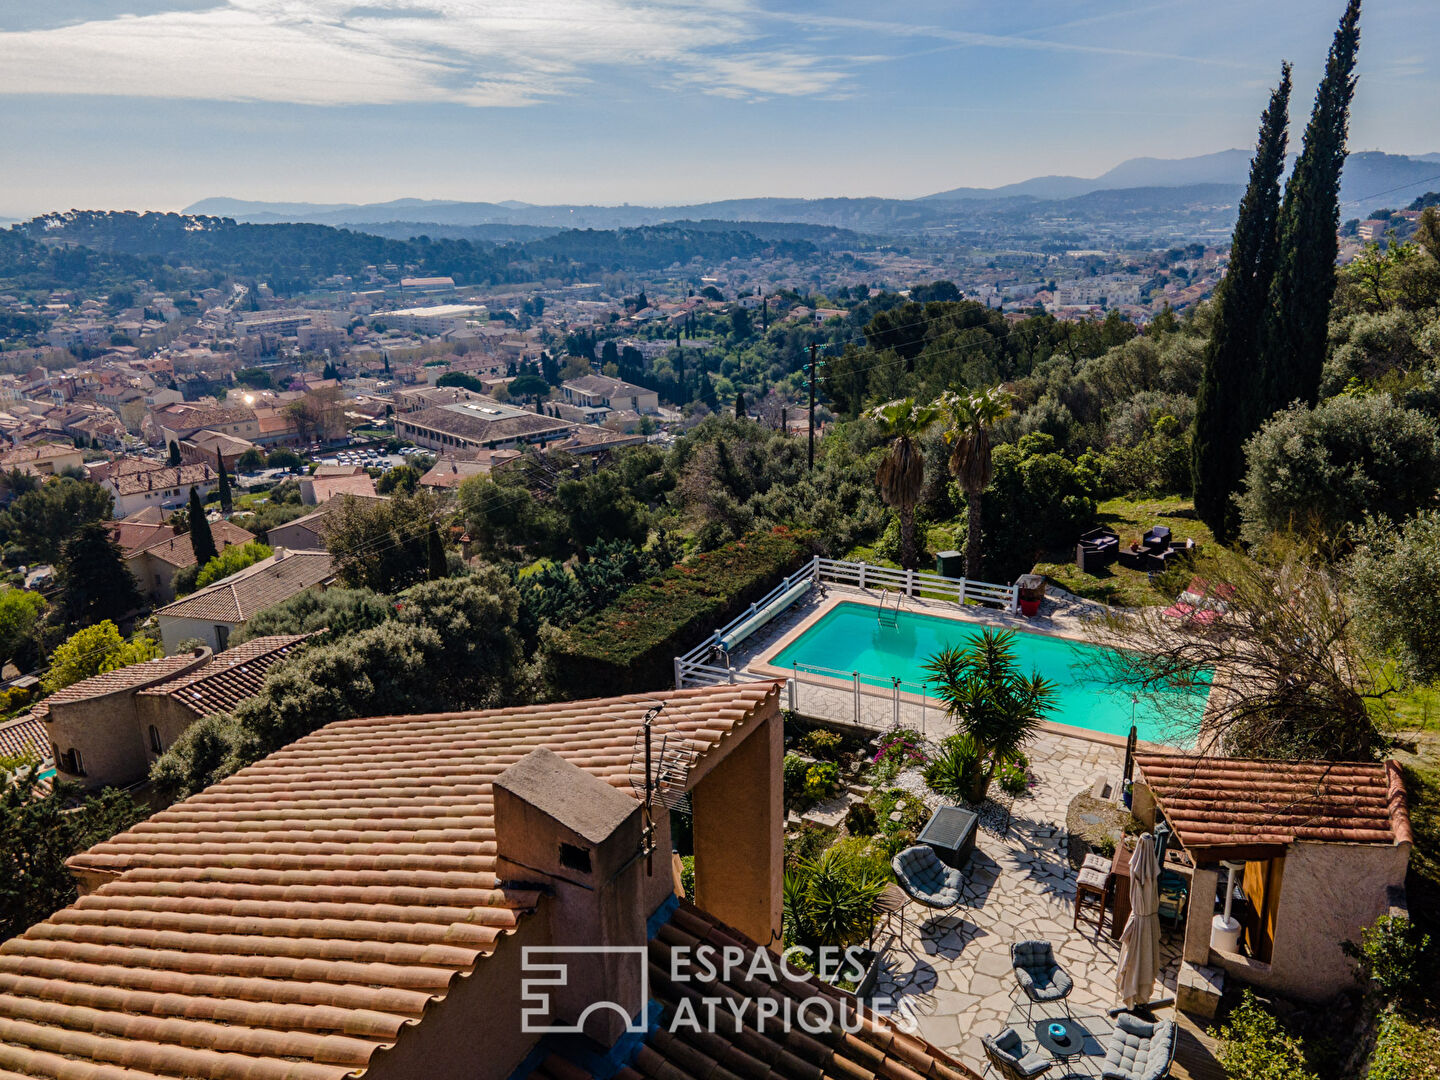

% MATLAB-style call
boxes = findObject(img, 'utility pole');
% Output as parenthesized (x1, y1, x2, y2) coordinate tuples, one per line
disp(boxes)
(807, 343, 818, 470)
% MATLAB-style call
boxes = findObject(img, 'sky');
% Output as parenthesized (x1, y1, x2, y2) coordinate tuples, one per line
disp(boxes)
(0, 0, 1437, 216)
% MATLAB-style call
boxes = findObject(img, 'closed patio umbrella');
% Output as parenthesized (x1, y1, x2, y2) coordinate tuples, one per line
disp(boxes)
(1117, 833, 1161, 1009)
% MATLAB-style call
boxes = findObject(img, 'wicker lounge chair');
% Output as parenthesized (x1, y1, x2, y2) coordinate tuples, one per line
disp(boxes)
(981, 1027, 1054, 1080)
(891, 844, 964, 918)
(1010, 940, 1074, 1022)
(1100, 1012, 1176, 1080)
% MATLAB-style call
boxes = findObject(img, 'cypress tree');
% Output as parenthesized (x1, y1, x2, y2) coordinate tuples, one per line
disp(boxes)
(427, 522, 448, 581)
(1261, 0, 1362, 412)
(735, 391, 747, 419)
(167, 440, 181, 466)
(1192, 63, 1293, 542)
(189, 487, 217, 568)
(216, 451, 232, 513)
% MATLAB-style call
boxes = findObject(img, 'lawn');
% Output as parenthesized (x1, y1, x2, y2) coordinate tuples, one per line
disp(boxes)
(1035, 496, 1214, 608)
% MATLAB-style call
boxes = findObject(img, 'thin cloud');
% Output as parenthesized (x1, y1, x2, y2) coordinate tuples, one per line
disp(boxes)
(0, 0, 851, 106)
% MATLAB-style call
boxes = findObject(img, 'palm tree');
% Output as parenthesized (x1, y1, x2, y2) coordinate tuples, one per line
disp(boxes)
(935, 386, 1012, 579)
(922, 628, 1057, 803)
(868, 398, 939, 570)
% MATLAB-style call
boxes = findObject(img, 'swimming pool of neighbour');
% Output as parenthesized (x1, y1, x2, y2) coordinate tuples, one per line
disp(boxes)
(767, 601, 1208, 744)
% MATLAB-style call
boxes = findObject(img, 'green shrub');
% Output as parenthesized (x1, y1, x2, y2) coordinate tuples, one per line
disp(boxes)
(804, 762, 841, 803)
(874, 828, 916, 859)
(1368, 1009, 1440, 1080)
(679, 855, 695, 902)
(924, 733, 982, 801)
(783, 753, 809, 797)
(1345, 915, 1431, 1003)
(800, 729, 844, 760)
(543, 527, 812, 696)
(997, 760, 1030, 797)
(1217, 991, 1320, 1080)
(784, 823, 834, 871)
(782, 845, 886, 952)
(872, 728, 929, 781)
(844, 802, 878, 837)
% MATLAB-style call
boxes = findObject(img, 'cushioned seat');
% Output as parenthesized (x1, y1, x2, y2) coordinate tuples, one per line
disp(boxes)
(981, 1027, 1053, 1080)
(1010, 939, 1074, 1021)
(892, 844, 964, 910)
(1101, 1013, 1176, 1080)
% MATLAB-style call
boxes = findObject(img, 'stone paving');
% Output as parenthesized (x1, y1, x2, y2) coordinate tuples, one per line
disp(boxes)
(868, 730, 1184, 1077)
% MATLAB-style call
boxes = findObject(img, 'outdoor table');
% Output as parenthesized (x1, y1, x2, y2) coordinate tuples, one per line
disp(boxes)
(872, 883, 910, 943)
(918, 805, 978, 868)
(1033, 1018, 1090, 1072)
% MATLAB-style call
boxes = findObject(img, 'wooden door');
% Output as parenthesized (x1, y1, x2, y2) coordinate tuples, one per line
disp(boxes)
(1242, 857, 1285, 963)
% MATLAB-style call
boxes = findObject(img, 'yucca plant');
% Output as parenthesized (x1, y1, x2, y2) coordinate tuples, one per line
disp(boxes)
(923, 732, 982, 801)
(782, 846, 886, 952)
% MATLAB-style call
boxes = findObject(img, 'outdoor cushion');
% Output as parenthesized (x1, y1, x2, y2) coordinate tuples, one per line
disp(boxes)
(1101, 1014, 1176, 1080)
(892, 845, 964, 908)
(1011, 940, 1074, 1002)
(983, 1028, 1052, 1079)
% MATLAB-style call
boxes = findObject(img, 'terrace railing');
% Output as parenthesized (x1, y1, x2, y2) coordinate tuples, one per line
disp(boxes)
(672, 555, 1017, 733)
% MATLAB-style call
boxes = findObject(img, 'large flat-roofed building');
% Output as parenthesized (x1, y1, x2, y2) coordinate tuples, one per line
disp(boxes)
(561, 374, 660, 415)
(370, 304, 485, 335)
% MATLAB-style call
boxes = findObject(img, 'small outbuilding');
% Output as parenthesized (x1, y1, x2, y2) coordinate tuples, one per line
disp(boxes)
(1132, 753, 1411, 1006)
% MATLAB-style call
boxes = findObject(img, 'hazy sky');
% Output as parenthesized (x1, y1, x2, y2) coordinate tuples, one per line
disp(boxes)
(1, 0, 1436, 216)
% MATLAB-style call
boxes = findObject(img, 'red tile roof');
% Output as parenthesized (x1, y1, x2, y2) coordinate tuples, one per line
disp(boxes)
(0, 714, 47, 762)
(155, 549, 333, 624)
(32, 652, 209, 719)
(131, 520, 254, 569)
(619, 901, 979, 1080)
(136, 633, 316, 718)
(0, 683, 782, 1080)
(1134, 753, 1413, 851)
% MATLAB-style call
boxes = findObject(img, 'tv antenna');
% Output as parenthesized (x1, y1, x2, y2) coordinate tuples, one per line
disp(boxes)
(627, 702, 698, 875)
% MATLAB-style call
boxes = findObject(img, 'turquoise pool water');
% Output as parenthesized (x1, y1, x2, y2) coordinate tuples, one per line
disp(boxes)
(770, 601, 1207, 744)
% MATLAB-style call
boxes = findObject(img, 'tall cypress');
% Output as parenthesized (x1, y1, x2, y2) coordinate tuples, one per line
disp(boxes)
(216, 450, 232, 513)
(1262, 0, 1362, 411)
(189, 486, 217, 568)
(1192, 63, 1292, 542)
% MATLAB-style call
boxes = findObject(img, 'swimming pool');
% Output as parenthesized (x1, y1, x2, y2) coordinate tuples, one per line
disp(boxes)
(768, 601, 1207, 744)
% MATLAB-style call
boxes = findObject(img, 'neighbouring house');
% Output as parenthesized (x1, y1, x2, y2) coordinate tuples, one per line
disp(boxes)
(299, 470, 377, 505)
(0, 712, 50, 783)
(1132, 753, 1413, 1009)
(180, 428, 258, 468)
(122, 519, 256, 605)
(151, 401, 260, 447)
(35, 634, 315, 791)
(154, 548, 334, 653)
(560, 373, 660, 415)
(419, 449, 522, 491)
(265, 493, 387, 550)
(102, 459, 218, 517)
(0, 441, 83, 478)
(0, 684, 977, 1080)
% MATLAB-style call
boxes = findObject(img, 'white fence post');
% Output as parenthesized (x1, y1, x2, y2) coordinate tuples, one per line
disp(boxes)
(787, 678, 796, 711)
(673, 657, 683, 689)
(853, 672, 861, 726)
(858, 562, 867, 590)
(892, 677, 901, 727)
(958, 577, 967, 605)
(905, 569, 914, 597)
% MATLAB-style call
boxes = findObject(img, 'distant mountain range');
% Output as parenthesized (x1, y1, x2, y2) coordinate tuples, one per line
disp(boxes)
(164, 149, 1440, 236)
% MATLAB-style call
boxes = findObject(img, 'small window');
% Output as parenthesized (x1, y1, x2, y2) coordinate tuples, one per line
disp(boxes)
(558, 843, 592, 874)
(215, 625, 230, 650)
(149, 725, 163, 754)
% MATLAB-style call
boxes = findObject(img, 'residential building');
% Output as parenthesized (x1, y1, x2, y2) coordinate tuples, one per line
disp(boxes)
(264, 493, 385, 550)
(299, 470, 377, 505)
(419, 449, 522, 491)
(152, 401, 261, 446)
(0, 684, 975, 1080)
(37, 635, 314, 791)
(103, 460, 219, 517)
(121, 519, 255, 605)
(560, 374, 660, 415)
(154, 548, 334, 652)
(0, 442, 83, 478)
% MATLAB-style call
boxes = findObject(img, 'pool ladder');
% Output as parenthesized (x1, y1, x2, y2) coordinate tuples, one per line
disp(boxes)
(876, 590, 902, 628)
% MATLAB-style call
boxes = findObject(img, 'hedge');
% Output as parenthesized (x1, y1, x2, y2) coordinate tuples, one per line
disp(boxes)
(545, 527, 814, 697)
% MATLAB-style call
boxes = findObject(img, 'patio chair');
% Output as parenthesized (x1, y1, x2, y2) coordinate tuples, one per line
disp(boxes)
(1010, 940, 1074, 1023)
(1100, 1012, 1176, 1080)
(981, 1027, 1054, 1080)
(891, 844, 964, 919)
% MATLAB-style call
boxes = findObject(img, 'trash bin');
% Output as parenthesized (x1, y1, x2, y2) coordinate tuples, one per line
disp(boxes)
(935, 550, 964, 578)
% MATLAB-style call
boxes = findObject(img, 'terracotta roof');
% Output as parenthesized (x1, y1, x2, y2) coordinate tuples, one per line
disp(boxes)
(306, 474, 377, 502)
(132, 520, 254, 568)
(1134, 753, 1413, 851)
(107, 461, 216, 496)
(0, 684, 780, 1080)
(0, 713, 48, 762)
(107, 520, 176, 557)
(137, 633, 317, 718)
(526, 898, 980, 1080)
(155, 550, 333, 624)
(32, 652, 209, 719)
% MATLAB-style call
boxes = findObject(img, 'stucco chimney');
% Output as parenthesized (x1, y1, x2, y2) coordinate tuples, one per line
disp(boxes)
(492, 748, 648, 1048)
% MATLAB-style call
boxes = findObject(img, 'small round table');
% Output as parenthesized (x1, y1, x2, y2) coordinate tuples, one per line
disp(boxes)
(872, 883, 910, 943)
(1033, 1019, 1090, 1074)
